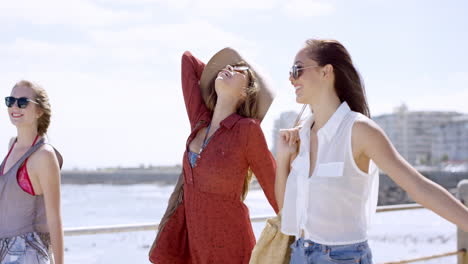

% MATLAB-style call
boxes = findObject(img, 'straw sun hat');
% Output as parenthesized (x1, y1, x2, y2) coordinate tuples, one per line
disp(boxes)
(199, 47, 275, 121)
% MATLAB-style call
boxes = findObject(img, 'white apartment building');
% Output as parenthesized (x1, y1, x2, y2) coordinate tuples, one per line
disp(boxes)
(432, 115, 468, 163)
(272, 105, 465, 166)
(373, 104, 461, 165)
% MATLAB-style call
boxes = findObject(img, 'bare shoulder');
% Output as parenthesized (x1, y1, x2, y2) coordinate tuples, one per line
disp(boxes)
(351, 115, 389, 149)
(351, 114, 396, 161)
(29, 144, 60, 170)
(352, 115, 385, 138)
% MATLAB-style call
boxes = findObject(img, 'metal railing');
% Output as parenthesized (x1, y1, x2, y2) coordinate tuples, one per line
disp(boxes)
(63, 179, 468, 263)
(64, 203, 425, 236)
(381, 249, 465, 264)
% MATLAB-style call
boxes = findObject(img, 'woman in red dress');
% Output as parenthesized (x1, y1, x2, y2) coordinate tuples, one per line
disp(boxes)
(149, 48, 279, 264)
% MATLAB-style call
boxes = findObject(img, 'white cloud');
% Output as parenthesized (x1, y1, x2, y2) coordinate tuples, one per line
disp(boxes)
(0, 39, 94, 70)
(0, 18, 258, 72)
(91, 21, 253, 48)
(0, 0, 147, 27)
(190, 0, 278, 11)
(0, 0, 332, 32)
(284, 0, 335, 18)
(89, 20, 259, 65)
(95, 0, 190, 7)
(97, 0, 278, 10)
(95, 0, 309, 19)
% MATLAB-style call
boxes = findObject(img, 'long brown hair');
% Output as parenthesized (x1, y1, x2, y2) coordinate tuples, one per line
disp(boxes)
(13, 80, 52, 136)
(304, 39, 370, 117)
(205, 61, 259, 201)
(205, 61, 259, 118)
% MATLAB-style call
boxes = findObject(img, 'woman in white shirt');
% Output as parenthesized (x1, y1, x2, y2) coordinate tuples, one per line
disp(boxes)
(275, 39, 468, 264)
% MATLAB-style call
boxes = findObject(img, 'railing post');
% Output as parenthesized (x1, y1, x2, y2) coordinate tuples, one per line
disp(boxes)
(458, 179, 468, 264)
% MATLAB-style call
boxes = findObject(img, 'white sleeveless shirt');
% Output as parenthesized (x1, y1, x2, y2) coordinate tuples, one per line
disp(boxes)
(281, 102, 379, 245)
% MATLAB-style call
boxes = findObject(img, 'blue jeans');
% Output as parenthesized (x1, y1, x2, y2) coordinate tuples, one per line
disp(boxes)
(0, 232, 50, 264)
(289, 238, 373, 264)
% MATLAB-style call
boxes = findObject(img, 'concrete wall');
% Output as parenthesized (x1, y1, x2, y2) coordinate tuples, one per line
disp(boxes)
(62, 170, 468, 206)
(378, 170, 468, 205)
(62, 171, 180, 185)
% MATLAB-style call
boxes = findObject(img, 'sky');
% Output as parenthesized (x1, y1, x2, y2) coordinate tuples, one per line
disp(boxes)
(0, 0, 467, 170)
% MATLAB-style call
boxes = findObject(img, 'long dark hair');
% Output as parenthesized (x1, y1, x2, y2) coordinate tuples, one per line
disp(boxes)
(304, 39, 370, 117)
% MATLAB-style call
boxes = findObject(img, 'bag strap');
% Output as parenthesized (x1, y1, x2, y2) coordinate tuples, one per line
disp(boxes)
(289, 105, 307, 164)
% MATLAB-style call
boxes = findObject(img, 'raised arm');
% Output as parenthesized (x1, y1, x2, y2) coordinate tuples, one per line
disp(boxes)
(245, 120, 279, 213)
(355, 119, 468, 232)
(181, 51, 209, 129)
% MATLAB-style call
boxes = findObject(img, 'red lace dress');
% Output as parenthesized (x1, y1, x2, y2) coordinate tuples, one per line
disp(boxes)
(149, 52, 278, 264)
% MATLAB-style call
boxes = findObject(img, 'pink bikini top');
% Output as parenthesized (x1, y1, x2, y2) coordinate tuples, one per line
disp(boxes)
(1, 135, 39, 196)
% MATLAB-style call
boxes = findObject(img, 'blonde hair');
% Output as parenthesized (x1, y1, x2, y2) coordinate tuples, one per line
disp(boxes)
(13, 80, 51, 136)
(205, 62, 259, 201)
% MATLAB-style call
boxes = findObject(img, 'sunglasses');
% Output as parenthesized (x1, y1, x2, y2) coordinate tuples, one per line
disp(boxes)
(225, 65, 250, 74)
(289, 64, 319, 80)
(5, 96, 39, 109)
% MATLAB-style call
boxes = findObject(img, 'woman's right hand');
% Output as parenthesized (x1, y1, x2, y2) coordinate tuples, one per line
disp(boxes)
(276, 127, 301, 163)
(275, 127, 301, 210)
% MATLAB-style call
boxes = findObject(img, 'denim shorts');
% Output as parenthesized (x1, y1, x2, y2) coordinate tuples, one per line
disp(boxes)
(289, 238, 373, 264)
(0, 232, 50, 264)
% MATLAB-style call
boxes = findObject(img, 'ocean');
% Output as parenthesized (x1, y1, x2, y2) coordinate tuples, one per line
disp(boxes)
(62, 184, 457, 264)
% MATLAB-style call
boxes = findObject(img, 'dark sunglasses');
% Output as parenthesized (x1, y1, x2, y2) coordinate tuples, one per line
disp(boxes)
(289, 64, 319, 80)
(225, 65, 249, 74)
(5, 96, 39, 109)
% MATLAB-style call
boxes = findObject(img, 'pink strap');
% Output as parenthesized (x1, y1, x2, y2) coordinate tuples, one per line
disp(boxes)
(1, 135, 40, 175)
(1, 140, 16, 175)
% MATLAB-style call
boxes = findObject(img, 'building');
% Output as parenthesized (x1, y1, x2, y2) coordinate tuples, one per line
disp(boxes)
(271, 105, 466, 166)
(432, 115, 468, 163)
(373, 104, 461, 165)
